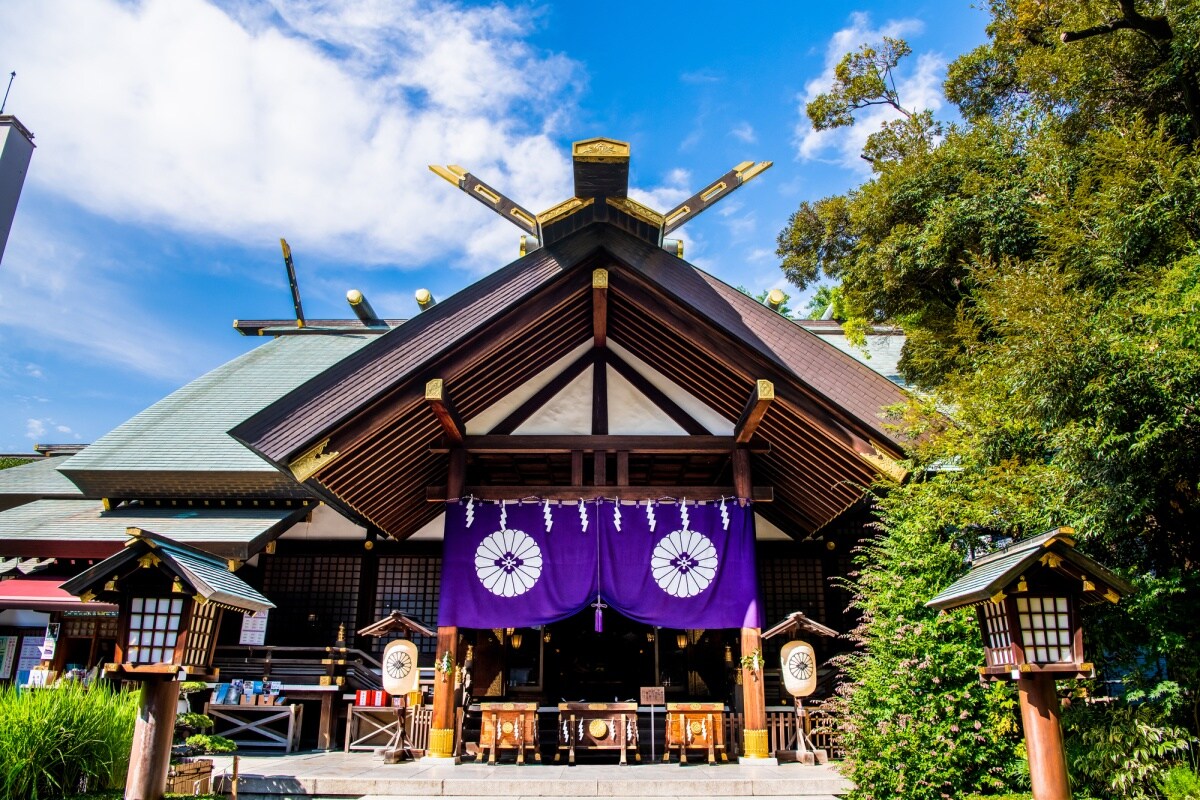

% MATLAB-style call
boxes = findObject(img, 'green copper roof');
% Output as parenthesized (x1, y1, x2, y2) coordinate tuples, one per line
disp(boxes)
(62, 529, 274, 614)
(0, 456, 82, 498)
(0, 498, 306, 560)
(60, 334, 375, 481)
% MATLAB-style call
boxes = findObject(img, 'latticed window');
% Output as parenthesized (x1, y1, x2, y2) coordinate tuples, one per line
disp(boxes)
(127, 597, 182, 664)
(981, 600, 1013, 666)
(373, 556, 442, 660)
(1016, 596, 1072, 663)
(183, 600, 220, 667)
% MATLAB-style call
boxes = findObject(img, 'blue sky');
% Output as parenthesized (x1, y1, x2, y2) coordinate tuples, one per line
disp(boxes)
(0, 0, 989, 452)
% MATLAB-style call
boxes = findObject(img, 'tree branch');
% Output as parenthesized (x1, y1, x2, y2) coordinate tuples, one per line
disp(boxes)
(1060, 1, 1172, 43)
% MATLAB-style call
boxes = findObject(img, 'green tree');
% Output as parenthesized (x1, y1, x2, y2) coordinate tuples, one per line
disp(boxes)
(783, 3, 1200, 796)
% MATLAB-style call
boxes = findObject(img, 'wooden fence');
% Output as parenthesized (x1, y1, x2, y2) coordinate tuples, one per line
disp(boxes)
(722, 706, 844, 759)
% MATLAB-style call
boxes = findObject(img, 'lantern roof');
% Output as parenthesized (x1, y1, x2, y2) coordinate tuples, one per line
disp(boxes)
(927, 526, 1134, 612)
(61, 527, 275, 614)
(356, 610, 436, 638)
(761, 610, 839, 640)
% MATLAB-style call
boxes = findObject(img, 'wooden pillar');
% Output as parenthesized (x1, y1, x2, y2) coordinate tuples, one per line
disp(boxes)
(740, 627, 769, 760)
(429, 625, 458, 758)
(125, 678, 180, 800)
(1019, 673, 1072, 800)
(732, 447, 752, 504)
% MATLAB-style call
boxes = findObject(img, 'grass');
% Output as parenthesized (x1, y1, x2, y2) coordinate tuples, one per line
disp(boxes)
(0, 682, 138, 800)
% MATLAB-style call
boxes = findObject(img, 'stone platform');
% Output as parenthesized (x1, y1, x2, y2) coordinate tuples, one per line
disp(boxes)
(210, 751, 851, 799)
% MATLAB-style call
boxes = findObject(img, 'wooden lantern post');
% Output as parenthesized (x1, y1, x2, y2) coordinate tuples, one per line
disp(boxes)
(61, 528, 275, 800)
(927, 527, 1134, 800)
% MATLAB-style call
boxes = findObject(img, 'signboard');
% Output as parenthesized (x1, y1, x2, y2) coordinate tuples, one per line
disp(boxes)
(0, 635, 17, 680)
(16, 636, 44, 685)
(38, 623, 60, 660)
(239, 610, 269, 646)
(640, 685, 666, 760)
(639, 685, 665, 705)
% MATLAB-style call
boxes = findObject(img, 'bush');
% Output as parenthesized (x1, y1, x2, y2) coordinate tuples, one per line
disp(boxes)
(1162, 766, 1200, 800)
(0, 682, 137, 800)
(182, 734, 236, 754)
(1063, 699, 1195, 799)
(174, 712, 213, 732)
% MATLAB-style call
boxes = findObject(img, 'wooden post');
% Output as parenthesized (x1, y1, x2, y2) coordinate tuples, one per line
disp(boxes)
(429, 625, 458, 759)
(740, 627, 769, 760)
(1019, 673, 1072, 800)
(732, 447, 752, 503)
(125, 678, 180, 800)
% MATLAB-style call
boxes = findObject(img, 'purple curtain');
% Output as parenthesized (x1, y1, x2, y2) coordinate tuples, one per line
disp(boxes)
(437, 499, 761, 629)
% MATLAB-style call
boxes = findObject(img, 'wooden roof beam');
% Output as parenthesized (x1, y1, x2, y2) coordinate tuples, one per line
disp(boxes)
(735, 379, 775, 444)
(662, 161, 772, 235)
(430, 434, 768, 455)
(593, 268, 608, 348)
(429, 164, 538, 236)
(424, 379, 465, 446)
(426, 485, 773, 503)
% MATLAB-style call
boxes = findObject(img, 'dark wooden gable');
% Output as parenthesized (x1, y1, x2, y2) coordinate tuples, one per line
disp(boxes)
(231, 223, 910, 541)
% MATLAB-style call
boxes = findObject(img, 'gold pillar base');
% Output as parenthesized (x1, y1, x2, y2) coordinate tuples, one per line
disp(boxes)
(429, 727, 455, 758)
(742, 728, 770, 760)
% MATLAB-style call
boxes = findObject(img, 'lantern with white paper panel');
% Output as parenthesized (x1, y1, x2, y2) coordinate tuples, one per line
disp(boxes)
(383, 638, 420, 696)
(780, 640, 818, 697)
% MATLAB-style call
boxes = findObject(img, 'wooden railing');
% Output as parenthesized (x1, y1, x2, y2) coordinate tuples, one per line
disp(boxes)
(213, 644, 384, 689)
(408, 705, 433, 753)
(722, 706, 843, 759)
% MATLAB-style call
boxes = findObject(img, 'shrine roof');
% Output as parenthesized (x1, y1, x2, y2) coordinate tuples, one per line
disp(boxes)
(0, 498, 307, 561)
(0, 455, 83, 511)
(59, 333, 376, 498)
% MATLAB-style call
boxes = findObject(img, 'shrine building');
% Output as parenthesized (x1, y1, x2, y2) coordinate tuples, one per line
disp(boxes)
(0, 137, 909, 761)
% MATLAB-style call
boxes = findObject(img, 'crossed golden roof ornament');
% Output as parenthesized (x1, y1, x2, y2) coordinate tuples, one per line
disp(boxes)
(430, 137, 771, 255)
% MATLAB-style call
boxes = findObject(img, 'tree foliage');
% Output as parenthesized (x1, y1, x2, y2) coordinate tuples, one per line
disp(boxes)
(782, 2, 1200, 797)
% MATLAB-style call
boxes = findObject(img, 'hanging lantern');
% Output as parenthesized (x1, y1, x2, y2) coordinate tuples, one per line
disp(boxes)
(676, 632, 688, 650)
(510, 631, 523, 649)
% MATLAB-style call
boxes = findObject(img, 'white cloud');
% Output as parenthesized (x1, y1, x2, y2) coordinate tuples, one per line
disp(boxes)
(730, 122, 757, 144)
(0, 0, 581, 265)
(24, 418, 45, 439)
(628, 168, 691, 213)
(794, 12, 943, 171)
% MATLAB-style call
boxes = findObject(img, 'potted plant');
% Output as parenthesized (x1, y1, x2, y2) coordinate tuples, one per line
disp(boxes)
(168, 683, 234, 794)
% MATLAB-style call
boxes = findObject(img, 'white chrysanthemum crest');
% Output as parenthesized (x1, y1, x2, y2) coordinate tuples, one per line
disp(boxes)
(474, 529, 542, 597)
(650, 529, 718, 598)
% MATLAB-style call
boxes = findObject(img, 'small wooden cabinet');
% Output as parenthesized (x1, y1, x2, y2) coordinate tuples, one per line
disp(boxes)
(478, 702, 540, 764)
(664, 702, 726, 764)
(556, 702, 639, 765)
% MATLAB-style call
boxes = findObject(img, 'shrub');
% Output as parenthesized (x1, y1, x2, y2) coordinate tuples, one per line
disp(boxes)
(1063, 699, 1195, 799)
(182, 734, 236, 754)
(1161, 765, 1200, 800)
(0, 682, 137, 800)
(174, 713, 213, 732)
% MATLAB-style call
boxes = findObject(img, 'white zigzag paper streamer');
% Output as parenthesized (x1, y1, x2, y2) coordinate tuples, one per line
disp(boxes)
(543, 499, 553, 533)
(465, 496, 475, 528)
(680, 500, 689, 531)
(613, 502, 622, 532)
(720, 497, 730, 530)
(579, 499, 588, 532)
(499, 500, 507, 531)
(646, 500, 656, 532)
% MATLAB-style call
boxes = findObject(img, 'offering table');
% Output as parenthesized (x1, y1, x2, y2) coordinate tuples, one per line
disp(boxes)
(478, 701, 540, 764)
(556, 702, 639, 765)
(663, 702, 726, 764)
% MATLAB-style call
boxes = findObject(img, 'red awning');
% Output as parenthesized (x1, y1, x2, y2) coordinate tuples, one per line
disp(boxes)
(0, 577, 118, 613)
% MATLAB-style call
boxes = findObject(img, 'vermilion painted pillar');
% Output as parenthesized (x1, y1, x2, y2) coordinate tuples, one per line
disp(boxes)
(1019, 673, 1072, 800)
(740, 626, 769, 760)
(125, 678, 180, 800)
(428, 625, 458, 759)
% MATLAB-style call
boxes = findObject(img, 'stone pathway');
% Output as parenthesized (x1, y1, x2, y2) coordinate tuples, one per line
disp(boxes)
(210, 751, 851, 798)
